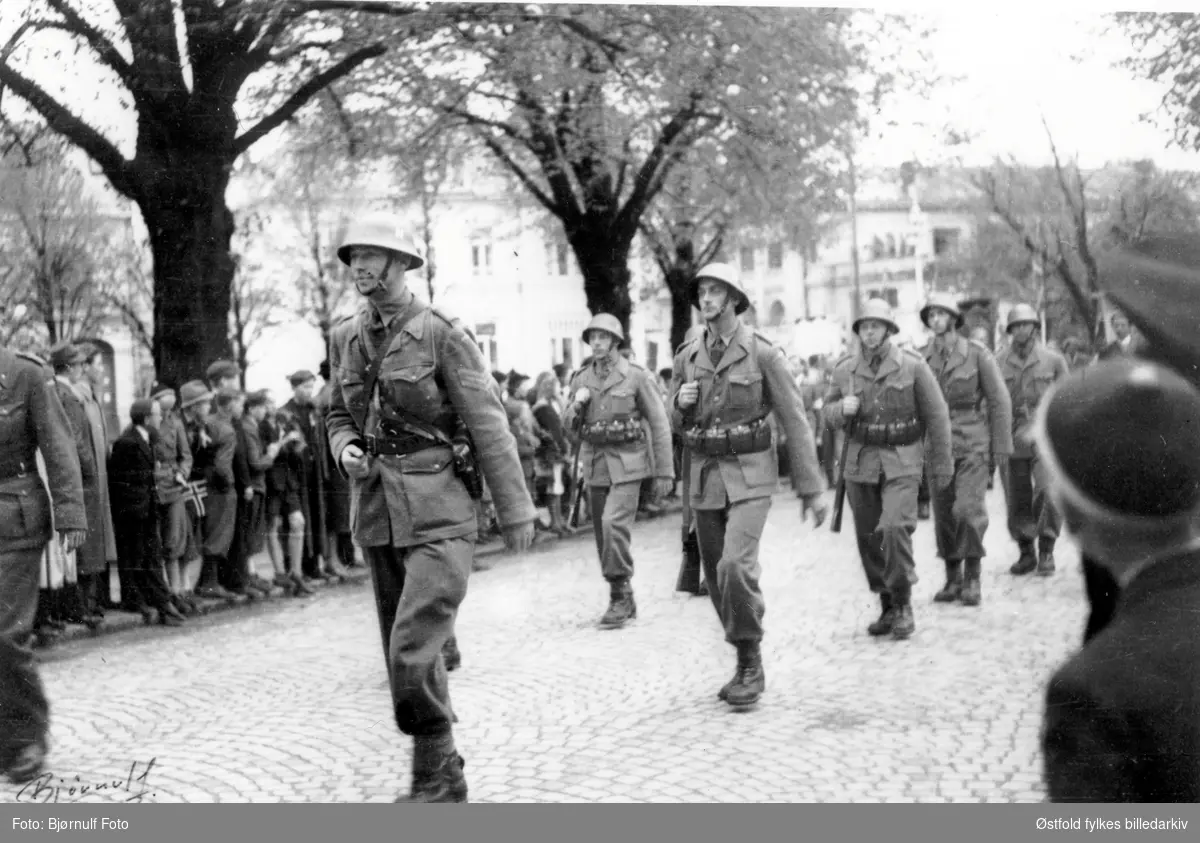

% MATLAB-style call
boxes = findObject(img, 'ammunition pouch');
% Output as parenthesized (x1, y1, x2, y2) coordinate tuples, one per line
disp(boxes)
(580, 417, 645, 447)
(853, 416, 924, 448)
(683, 417, 773, 457)
(452, 439, 484, 500)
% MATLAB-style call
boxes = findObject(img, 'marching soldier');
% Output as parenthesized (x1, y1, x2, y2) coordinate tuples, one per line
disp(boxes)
(1037, 358, 1200, 801)
(823, 299, 952, 641)
(995, 304, 1069, 577)
(671, 263, 828, 708)
(562, 314, 674, 629)
(0, 346, 86, 783)
(326, 212, 535, 803)
(919, 294, 1013, 607)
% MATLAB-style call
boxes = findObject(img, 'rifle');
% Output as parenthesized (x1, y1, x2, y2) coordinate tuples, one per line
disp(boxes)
(567, 440, 585, 528)
(674, 407, 703, 594)
(831, 416, 857, 534)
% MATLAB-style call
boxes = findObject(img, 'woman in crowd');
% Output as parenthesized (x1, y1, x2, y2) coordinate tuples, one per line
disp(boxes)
(531, 370, 573, 537)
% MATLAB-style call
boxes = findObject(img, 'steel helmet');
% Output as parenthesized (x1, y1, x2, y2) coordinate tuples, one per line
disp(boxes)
(1006, 303, 1040, 333)
(690, 262, 751, 315)
(919, 293, 964, 329)
(582, 313, 624, 344)
(852, 298, 900, 335)
(336, 212, 425, 269)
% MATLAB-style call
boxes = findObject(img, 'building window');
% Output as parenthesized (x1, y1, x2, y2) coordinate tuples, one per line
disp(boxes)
(645, 341, 658, 372)
(885, 234, 897, 258)
(740, 246, 755, 273)
(768, 242, 783, 270)
(767, 300, 786, 327)
(557, 243, 570, 276)
(562, 338, 574, 370)
(933, 227, 962, 256)
(471, 242, 492, 275)
(869, 288, 899, 309)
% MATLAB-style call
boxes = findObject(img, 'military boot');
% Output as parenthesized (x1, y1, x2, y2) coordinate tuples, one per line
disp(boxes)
(959, 558, 982, 606)
(891, 599, 916, 640)
(1010, 541, 1037, 576)
(395, 734, 468, 803)
(1037, 539, 1056, 577)
(933, 560, 962, 603)
(867, 594, 895, 636)
(598, 579, 637, 629)
(442, 636, 462, 672)
(724, 642, 765, 708)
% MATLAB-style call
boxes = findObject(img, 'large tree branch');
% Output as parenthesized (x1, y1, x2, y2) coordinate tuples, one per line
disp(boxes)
(478, 133, 560, 217)
(45, 0, 141, 94)
(0, 64, 138, 198)
(233, 43, 387, 155)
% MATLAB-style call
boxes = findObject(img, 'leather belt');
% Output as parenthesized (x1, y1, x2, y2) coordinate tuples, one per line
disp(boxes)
(363, 434, 444, 457)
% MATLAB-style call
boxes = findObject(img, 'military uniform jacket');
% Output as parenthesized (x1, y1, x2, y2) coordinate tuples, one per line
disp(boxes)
(1041, 552, 1200, 802)
(823, 342, 953, 483)
(995, 342, 1069, 459)
(0, 349, 86, 552)
(670, 320, 826, 509)
(327, 295, 535, 549)
(562, 354, 674, 488)
(922, 334, 1014, 459)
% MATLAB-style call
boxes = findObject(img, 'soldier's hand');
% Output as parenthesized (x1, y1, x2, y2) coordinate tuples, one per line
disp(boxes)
(58, 529, 87, 553)
(801, 493, 828, 527)
(266, 442, 282, 460)
(841, 395, 860, 417)
(243, 487, 255, 502)
(677, 381, 700, 409)
(340, 444, 370, 480)
(573, 388, 591, 405)
(934, 473, 953, 491)
(502, 520, 535, 554)
(653, 477, 675, 499)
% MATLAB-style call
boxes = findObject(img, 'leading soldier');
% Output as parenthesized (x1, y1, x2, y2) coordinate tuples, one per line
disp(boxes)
(326, 212, 535, 803)
(671, 263, 828, 708)
(823, 299, 953, 641)
(994, 304, 1069, 577)
(562, 314, 674, 630)
(0, 346, 86, 783)
(919, 294, 1013, 607)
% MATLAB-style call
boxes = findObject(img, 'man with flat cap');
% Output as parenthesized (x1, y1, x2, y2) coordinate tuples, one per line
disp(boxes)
(205, 359, 240, 393)
(1037, 358, 1200, 802)
(673, 263, 827, 707)
(0, 343, 86, 783)
(918, 294, 1013, 607)
(327, 211, 535, 802)
(995, 305, 1069, 578)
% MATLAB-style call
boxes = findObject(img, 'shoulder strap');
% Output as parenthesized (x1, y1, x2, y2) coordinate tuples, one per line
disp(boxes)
(354, 313, 411, 432)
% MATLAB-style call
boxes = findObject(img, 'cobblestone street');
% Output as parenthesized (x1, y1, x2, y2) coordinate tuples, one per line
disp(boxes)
(3, 485, 1085, 804)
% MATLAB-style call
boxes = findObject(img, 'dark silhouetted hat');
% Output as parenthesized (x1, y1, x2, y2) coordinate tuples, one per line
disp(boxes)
(288, 370, 316, 387)
(49, 341, 85, 370)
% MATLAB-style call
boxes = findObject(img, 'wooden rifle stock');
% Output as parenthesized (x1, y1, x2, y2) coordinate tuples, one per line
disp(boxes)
(674, 406, 703, 593)
(831, 417, 857, 534)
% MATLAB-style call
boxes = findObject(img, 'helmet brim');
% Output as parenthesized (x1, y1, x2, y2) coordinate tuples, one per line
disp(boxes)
(920, 305, 964, 330)
(1006, 319, 1040, 334)
(852, 316, 900, 335)
(336, 243, 425, 271)
(689, 279, 750, 315)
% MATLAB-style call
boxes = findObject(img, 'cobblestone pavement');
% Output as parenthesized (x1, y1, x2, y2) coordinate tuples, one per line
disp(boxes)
(2, 484, 1085, 804)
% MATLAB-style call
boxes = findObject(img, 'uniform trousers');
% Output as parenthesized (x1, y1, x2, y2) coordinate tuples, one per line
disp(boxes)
(846, 475, 920, 599)
(0, 547, 49, 763)
(366, 536, 472, 737)
(694, 496, 772, 645)
(588, 482, 641, 582)
(1001, 453, 1061, 546)
(932, 453, 991, 560)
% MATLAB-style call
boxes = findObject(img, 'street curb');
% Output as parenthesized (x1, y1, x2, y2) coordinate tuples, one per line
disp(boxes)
(33, 569, 373, 652)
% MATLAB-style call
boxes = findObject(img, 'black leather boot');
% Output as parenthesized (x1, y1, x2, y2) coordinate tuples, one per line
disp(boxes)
(891, 599, 916, 640)
(442, 636, 462, 672)
(1010, 541, 1037, 575)
(724, 642, 765, 707)
(960, 558, 982, 606)
(1037, 539, 1056, 577)
(395, 734, 468, 803)
(598, 580, 636, 629)
(933, 560, 962, 603)
(867, 594, 895, 636)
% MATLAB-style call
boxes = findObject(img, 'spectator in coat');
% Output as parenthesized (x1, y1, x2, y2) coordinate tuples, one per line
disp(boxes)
(108, 399, 185, 627)
(151, 381, 196, 616)
(315, 361, 356, 571)
(179, 380, 216, 599)
(1038, 358, 1200, 802)
(271, 407, 315, 595)
(224, 389, 271, 600)
(531, 371, 573, 537)
(195, 387, 238, 600)
(46, 342, 102, 629)
(283, 370, 343, 581)
(70, 343, 117, 608)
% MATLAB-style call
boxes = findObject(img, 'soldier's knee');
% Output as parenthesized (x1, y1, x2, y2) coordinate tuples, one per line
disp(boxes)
(287, 511, 305, 531)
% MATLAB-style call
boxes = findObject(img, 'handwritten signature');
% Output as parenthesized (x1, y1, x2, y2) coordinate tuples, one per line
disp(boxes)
(14, 758, 158, 803)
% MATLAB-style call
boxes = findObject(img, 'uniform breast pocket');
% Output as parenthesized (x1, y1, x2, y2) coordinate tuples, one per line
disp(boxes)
(608, 387, 637, 416)
(0, 487, 49, 539)
(945, 366, 978, 406)
(880, 375, 916, 411)
(383, 362, 439, 413)
(337, 367, 365, 409)
(0, 399, 26, 446)
(728, 372, 763, 409)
